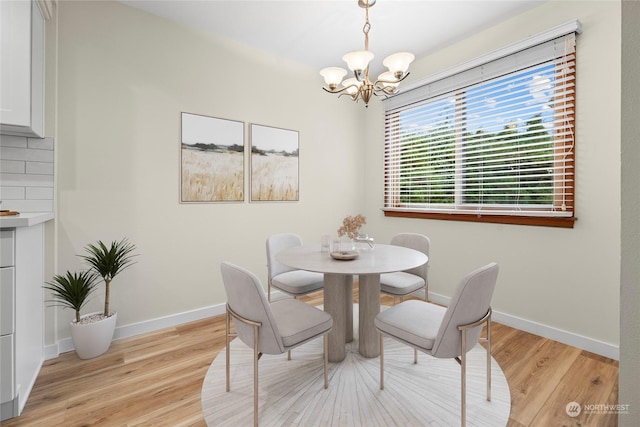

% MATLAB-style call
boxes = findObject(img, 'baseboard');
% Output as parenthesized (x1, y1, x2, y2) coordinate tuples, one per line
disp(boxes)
(0, 397, 18, 422)
(45, 303, 227, 360)
(427, 291, 619, 361)
(45, 290, 619, 362)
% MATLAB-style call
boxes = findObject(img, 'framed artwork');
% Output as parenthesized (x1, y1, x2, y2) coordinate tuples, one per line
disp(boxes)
(180, 112, 244, 202)
(250, 124, 299, 202)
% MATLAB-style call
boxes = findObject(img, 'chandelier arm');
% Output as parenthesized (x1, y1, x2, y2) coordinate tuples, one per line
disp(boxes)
(372, 72, 411, 94)
(338, 92, 360, 102)
(372, 88, 395, 98)
(322, 84, 360, 95)
(373, 72, 411, 87)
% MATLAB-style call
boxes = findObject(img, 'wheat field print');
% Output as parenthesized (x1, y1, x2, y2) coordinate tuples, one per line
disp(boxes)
(181, 112, 244, 202)
(250, 124, 299, 202)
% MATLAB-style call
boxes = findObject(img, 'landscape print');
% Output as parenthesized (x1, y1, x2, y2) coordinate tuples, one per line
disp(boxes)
(181, 113, 244, 202)
(250, 124, 299, 202)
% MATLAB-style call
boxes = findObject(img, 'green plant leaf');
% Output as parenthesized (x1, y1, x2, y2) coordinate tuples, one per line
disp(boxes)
(80, 238, 137, 281)
(43, 270, 99, 322)
(80, 238, 138, 317)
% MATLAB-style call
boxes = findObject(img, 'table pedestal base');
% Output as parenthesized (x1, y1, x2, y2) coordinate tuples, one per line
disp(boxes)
(324, 273, 353, 362)
(358, 273, 381, 358)
(277, 243, 427, 364)
(324, 272, 381, 362)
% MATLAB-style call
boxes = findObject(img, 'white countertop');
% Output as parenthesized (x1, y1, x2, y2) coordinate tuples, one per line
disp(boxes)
(0, 212, 54, 228)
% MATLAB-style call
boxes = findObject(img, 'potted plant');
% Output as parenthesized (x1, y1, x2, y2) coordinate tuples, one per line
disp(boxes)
(44, 270, 106, 359)
(44, 270, 99, 323)
(44, 239, 137, 359)
(81, 238, 137, 317)
(73, 238, 137, 357)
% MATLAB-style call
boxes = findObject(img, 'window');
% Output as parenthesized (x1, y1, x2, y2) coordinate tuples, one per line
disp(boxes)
(383, 25, 579, 228)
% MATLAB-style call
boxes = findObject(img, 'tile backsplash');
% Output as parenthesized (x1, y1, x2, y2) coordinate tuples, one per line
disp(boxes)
(0, 134, 54, 212)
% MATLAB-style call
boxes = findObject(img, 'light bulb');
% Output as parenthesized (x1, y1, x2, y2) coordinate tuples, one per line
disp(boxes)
(342, 51, 374, 73)
(320, 67, 348, 90)
(383, 52, 415, 78)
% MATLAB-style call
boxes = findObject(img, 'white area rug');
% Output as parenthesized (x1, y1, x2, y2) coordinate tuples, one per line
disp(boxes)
(201, 305, 510, 426)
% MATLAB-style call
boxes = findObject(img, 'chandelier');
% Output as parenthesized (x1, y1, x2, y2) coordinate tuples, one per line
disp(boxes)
(320, 0, 414, 107)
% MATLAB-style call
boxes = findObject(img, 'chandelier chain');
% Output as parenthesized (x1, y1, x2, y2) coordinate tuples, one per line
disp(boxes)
(363, 3, 370, 51)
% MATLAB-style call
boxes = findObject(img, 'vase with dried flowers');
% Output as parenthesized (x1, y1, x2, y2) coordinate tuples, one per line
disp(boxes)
(336, 214, 367, 252)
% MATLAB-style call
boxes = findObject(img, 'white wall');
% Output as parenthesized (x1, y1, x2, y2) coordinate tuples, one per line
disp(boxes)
(364, 0, 621, 357)
(47, 0, 623, 359)
(49, 0, 365, 345)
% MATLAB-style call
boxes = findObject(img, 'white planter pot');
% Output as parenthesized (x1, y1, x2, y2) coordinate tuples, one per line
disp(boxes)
(69, 311, 117, 359)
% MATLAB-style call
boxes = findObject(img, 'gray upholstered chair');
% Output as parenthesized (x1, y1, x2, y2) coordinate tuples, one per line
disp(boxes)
(379, 233, 430, 302)
(266, 233, 324, 301)
(221, 262, 333, 427)
(375, 262, 499, 427)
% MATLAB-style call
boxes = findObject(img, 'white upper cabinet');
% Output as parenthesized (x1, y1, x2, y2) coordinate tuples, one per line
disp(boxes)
(0, 0, 45, 137)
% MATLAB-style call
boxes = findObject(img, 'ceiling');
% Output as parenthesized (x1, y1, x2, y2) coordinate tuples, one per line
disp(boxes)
(120, 0, 545, 77)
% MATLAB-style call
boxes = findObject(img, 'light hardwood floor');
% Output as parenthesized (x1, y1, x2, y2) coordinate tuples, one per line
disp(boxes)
(4, 291, 619, 427)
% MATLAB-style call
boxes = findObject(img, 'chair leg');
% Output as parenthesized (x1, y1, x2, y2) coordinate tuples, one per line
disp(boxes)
(226, 308, 231, 392)
(324, 334, 329, 389)
(226, 304, 264, 426)
(414, 348, 418, 364)
(486, 315, 492, 402)
(380, 334, 385, 390)
(288, 350, 291, 360)
(253, 324, 259, 427)
(461, 330, 467, 427)
(455, 308, 493, 426)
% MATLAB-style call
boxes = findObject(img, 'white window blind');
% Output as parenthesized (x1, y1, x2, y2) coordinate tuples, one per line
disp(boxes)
(383, 26, 579, 227)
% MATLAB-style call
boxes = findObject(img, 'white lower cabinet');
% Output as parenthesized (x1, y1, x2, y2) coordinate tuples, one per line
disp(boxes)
(1, 267, 15, 336)
(0, 335, 15, 406)
(0, 230, 16, 419)
(0, 231, 14, 267)
(0, 224, 45, 421)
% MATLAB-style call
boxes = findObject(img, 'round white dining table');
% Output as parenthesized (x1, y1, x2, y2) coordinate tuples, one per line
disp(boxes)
(276, 244, 428, 362)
